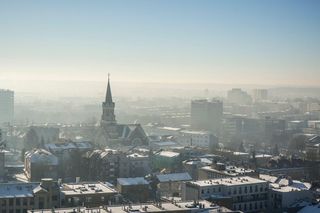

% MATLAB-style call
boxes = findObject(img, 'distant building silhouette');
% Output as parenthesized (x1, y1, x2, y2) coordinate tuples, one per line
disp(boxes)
(191, 99, 223, 135)
(253, 89, 268, 102)
(227, 88, 252, 105)
(0, 89, 14, 125)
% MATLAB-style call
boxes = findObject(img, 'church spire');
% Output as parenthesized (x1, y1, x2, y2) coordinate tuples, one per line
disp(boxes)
(101, 73, 116, 126)
(105, 73, 113, 104)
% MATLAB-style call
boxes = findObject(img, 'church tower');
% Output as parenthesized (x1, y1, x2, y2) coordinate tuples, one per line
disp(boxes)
(101, 74, 116, 127)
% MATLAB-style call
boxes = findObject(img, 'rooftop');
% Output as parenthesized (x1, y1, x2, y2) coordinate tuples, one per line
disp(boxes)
(127, 153, 148, 158)
(201, 165, 255, 176)
(180, 130, 211, 135)
(190, 176, 266, 187)
(259, 174, 311, 192)
(156, 172, 192, 183)
(44, 141, 92, 152)
(117, 177, 149, 186)
(157, 151, 180, 158)
(29, 200, 236, 213)
(0, 182, 40, 198)
(61, 182, 117, 196)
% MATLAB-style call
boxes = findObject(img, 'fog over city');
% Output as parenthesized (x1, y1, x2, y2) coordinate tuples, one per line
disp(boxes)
(1, 1, 320, 213)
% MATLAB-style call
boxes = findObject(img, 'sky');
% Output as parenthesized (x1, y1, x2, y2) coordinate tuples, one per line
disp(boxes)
(1, 0, 320, 87)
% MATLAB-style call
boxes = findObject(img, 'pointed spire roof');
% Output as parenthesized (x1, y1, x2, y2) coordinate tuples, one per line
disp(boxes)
(105, 73, 113, 104)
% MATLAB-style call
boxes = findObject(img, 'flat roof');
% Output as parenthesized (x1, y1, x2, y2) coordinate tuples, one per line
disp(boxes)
(157, 151, 180, 158)
(190, 176, 267, 187)
(29, 200, 234, 213)
(61, 182, 117, 196)
(201, 166, 255, 177)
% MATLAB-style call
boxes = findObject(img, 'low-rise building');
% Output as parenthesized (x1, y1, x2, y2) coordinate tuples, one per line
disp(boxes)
(198, 163, 258, 180)
(60, 182, 117, 208)
(156, 172, 192, 197)
(29, 200, 241, 213)
(0, 178, 60, 213)
(182, 176, 268, 213)
(259, 174, 313, 213)
(152, 151, 180, 170)
(127, 153, 151, 177)
(87, 149, 130, 183)
(24, 149, 59, 181)
(117, 177, 149, 202)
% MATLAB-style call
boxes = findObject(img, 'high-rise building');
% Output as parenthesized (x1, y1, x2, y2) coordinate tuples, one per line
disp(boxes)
(253, 89, 268, 102)
(0, 89, 14, 125)
(191, 99, 223, 134)
(227, 88, 252, 105)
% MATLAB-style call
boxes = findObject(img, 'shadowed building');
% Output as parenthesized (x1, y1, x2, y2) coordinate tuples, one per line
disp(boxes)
(191, 99, 223, 135)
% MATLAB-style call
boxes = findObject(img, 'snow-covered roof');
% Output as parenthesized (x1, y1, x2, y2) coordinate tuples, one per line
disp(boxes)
(44, 141, 92, 152)
(259, 174, 311, 192)
(0, 182, 39, 198)
(127, 153, 147, 158)
(156, 172, 192, 183)
(157, 151, 180, 158)
(25, 149, 58, 165)
(117, 177, 149, 186)
(191, 176, 266, 187)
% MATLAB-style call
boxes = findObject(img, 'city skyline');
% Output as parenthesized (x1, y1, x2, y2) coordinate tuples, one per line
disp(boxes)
(1, 0, 320, 87)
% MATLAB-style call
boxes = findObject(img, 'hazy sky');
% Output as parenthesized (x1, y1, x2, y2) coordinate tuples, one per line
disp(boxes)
(1, 0, 320, 86)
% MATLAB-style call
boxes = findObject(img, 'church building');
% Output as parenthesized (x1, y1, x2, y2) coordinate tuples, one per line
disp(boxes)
(95, 75, 149, 147)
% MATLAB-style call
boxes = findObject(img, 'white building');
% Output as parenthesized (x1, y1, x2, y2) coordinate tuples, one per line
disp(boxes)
(182, 176, 268, 213)
(178, 130, 218, 149)
(259, 174, 313, 213)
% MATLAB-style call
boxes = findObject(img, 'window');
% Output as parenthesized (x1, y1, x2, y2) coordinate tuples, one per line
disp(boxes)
(16, 198, 21, 205)
(201, 189, 204, 194)
(244, 186, 247, 193)
(249, 203, 252, 210)
(249, 186, 252, 193)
